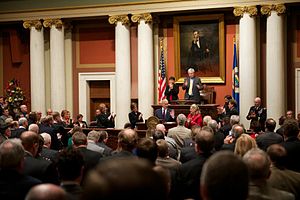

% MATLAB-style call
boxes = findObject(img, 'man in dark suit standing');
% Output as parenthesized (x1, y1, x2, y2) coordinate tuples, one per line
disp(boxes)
(164, 76, 179, 103)
(246, 97, 267, 131)
(182, 68, 203, 104)
(154, 99, 175, 122)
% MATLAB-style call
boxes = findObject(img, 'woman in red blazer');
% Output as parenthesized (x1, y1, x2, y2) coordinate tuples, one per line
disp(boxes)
(185, 104, 203, 128)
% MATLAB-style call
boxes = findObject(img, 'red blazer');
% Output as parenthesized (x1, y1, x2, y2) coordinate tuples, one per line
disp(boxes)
(186, 113, 203, 128)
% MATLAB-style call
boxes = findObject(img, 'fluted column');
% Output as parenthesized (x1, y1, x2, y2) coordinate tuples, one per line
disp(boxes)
(23, 20, 46, 114)
(109, 15, 131, 129)
(43, 19, 66, 112)
(261, 4, 286, 121)
(234, 6, 258, 128)
(131, 13, 154, 119)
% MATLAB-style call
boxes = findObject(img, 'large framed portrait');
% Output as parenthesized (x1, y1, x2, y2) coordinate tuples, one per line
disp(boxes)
(173, 14, 225, 84)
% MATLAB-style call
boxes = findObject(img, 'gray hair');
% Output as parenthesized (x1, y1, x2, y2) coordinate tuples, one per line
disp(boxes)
(177, 114, 187, 126)
(28, 124, 39, 134)
(18, 117, 28, 126)
(87, 130, 100, 142)
(0, 139, 24, 169)
(208, 120, 218, 133)
(188, 68, 195, 73)
(230, 115, 240, 125)
(203, 115, 212, 125)
(243, 148, 271, 181)
(40, 133, 51, 145)
(231, 124, 244, 138)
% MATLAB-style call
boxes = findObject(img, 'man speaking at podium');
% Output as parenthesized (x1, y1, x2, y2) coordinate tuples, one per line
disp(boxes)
(182, 68, 203, 104)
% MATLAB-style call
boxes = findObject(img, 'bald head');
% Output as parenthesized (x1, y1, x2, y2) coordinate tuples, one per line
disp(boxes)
(25, 184, 67, 200)
(195, 129, 214, 154)
(156, 124, 166, 134)
(254, 97, 261, 107)
(28, 124, 39, 134)
(118, 129, 138, 152)
(20, 131, 39, 156)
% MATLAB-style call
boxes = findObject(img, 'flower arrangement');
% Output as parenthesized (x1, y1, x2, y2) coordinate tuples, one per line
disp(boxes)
(5, 79, 26, 112)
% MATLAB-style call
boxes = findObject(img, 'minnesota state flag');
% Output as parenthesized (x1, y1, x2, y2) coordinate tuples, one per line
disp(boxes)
(232, 36, 239, 111)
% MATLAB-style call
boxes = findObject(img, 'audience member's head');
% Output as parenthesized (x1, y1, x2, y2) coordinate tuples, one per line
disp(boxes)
(279, 115, 286, 126)
(72, 132, 87, 147)
(117, 129, 138, 152)
(0, 139, 24, 171)
(191, 125, 202, 140)
(82, 158, 168, 200)
(265, 118, 276, 132)
(283, 119, 299, 138)
(230, 115, 240, 126)
(98, 131, 108, 143)
(207, 120, 218, 134)
(18, 117, 28, 128)
(28, 123, 39, 134)
(25, 184, 67, 200)
(267, 144, 287, 169)
(156, 124, 166, 134)
(28, 112, 38, 124)
(20, 131, 39, 157)
(52, 111, 61, 122)
(249, 120, 261, 133)
(243, 148, 271, 182)
(224, 95, 232, 104)
(176, 114, 187, 126)
(87, 130, 100, 143)
(130, 102, 138, 112)
(136, 138, 157, 165)
(156, 139, 169, 158)
(123, 123, 132, 129)
(20, 105, 28, 113)
(0, 124, 11, 138)
(57, 148, 84, 182)
(231, 124, 244, 139)
(201, 151, 248, 200)
(40, 133, 51, 149)
(234, 134, 257, 157)
(286, 110, 294, 119)
(152, 130, 165, 142)
(195, 129, 214, 154)
(46, 108, 53, 116)
(228, 99, 237, 108)
(61, 110, 70, 120)
(203, 115, 212, 126)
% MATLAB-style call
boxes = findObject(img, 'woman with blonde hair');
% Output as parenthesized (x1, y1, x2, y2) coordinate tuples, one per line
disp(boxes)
(185, 104, 203, 128)
(234, 133, 257, 157)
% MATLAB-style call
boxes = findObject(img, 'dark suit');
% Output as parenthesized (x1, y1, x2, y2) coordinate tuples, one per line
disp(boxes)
(23, 152, 59, 184)
(128, 111, 143, 129)
(182, 77, 203, 103)
(165, 84, 179, 102)
(246, 105, 267, 131)
(180, 146, 197, 164)
(188, 37, 209, 69)
(96, 113, 115, 128)
(154, 108, 175, 122)
(77, 147, 102, 172)
(40, 147, 59, 163)
(256, 131, 283, 151)
(281, 136, 300, 173)
(226, 107, 239, 117)
(97, 142, 113, 157)
(0, 169, 41, 200)
(172, 153, 211, 200)
(61, 183, 82, 200)
(11, 127, 26, 138)
(39, 124, 61, 150)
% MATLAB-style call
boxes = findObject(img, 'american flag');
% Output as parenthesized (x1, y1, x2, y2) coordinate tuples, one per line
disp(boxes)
(158, 45, 166, 102)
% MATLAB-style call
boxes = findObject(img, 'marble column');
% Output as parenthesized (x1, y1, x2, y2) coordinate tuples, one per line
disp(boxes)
(23, 20, 46, 114)
(261, 4, 286, 121)
(234, 6, 258, 128)
(43, 19, 66, 112)
(109, 15, 131, 129)
(131, 13, 154, 120)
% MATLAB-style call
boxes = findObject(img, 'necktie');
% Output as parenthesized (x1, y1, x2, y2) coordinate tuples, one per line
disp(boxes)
(170, 94, 173, 101)
(162, 109, 165, 120)
(188, 79, 193, 96)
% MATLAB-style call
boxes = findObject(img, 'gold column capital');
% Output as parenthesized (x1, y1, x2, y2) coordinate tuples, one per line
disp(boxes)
(233, 6, 258, 17)
(131, 13, 152, 24)
(261, 4, 286, 16)
(23, 20, 43, 30)
(43, 18, 63, 29)
(108, 15, 130, 26)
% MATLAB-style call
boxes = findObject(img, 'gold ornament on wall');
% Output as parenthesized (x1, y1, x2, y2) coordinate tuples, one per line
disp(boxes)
(261, 4, 286, 16)
(108, 15, 130, 26)
(43, 18, 63, 29)
(233, 6, 258, 17)
(23, 20, 43, 30)
(131, 13, 152, 24)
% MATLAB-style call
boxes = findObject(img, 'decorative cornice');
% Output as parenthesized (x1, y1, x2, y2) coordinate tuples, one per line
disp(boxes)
(261, 4, 286, 16)
(233, 6, 258, 17)
(23, 20, 43, 30)
(43, 18, 63, 29)
(131, 13, 152, 24)
(108, 15, 130, 26)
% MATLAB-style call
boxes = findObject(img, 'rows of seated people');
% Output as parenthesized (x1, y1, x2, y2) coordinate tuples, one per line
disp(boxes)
(0, 96, 300, 200)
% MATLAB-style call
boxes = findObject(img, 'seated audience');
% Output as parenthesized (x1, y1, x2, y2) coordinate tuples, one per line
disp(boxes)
(277, 115, 286, 137)
(256, 118, 283, 151)
(40, 133, 58, 163)
(25, 184, 67, 200)
(167, 114, 191, 149)
(200, 151, 249, 200)
(96, 103, 115, 128)
(281, 119, 300, 172)
(155, 139, 181, 171)
(96, 130, 113, 157)
(185, 104, 203, 128)
(136, 138, 157, 166)
(243, 148, 295, 200)
(87, 130, 105, 155)
(208, 119, 224, 151)
(154, 99, 175, 122)
(57, 148, 84, 200)
(0, 139, 41, 200)
(74, 114, 88, 128)
(20, 131, 59, 184)
(221, 124, 244, 151)
(234, 133, 257, 157)
(128, 102, 143, 129)
(82, 158, 168, 200)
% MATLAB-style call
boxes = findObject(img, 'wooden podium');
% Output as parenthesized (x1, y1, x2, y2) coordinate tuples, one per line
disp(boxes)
(151, 103, 219, 119)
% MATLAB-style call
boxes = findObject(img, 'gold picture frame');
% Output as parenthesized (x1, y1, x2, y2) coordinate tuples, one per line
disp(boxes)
(174, 14, 225, 84)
